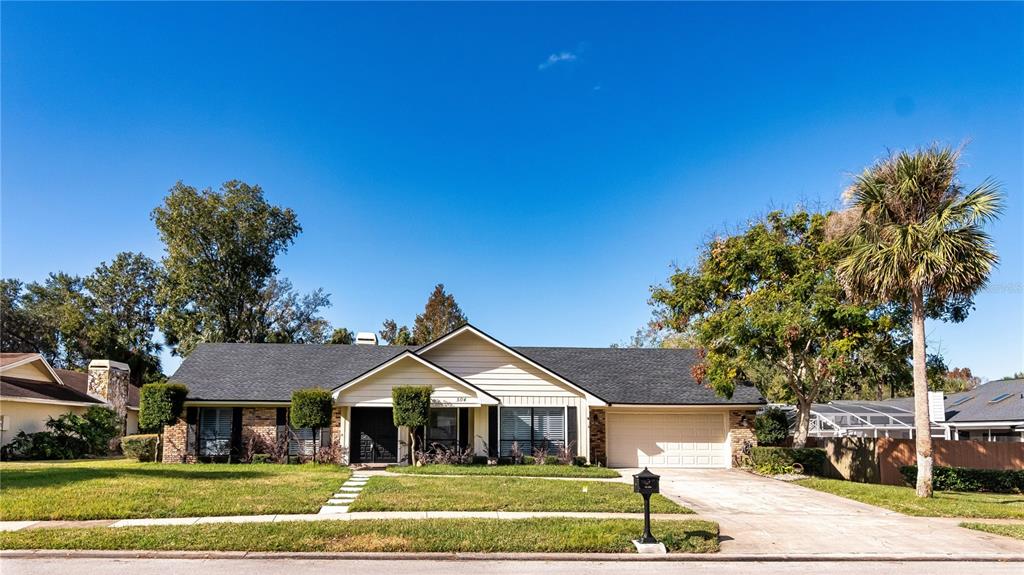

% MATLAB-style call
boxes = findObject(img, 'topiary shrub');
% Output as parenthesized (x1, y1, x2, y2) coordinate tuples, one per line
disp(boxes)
(754, 407, 790, 446)
(392, 386, 432, 463)
(900, 465, 1023, 493)
(139, 383, 188, 432)
(290, 388, 333, 429)
(122, 434, 159, 461)
(748, 446, 826, 475)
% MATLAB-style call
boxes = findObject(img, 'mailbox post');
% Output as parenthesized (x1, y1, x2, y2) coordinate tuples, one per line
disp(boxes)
(632, 467, 661, 545)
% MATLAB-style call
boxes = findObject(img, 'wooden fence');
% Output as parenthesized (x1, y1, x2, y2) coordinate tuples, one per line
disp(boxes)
(820, 437, 1024, 485)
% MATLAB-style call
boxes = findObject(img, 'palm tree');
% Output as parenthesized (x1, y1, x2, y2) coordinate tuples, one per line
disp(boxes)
(835, 146, 1002, 497)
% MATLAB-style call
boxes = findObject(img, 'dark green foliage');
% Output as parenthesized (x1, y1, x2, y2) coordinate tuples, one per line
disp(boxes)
(139, 383, 188, 432)
(328, 328, 354, 344)
(392, 386, 432, 461)
(748, 446, 826, 476)
(380, 284, 468, 346)
(289, 389, 333, 429)
(900, 465, 1023, 494)
(754, 408, 790, 446)
(0, 406, 120, 460)
(121, 434, 159, 462)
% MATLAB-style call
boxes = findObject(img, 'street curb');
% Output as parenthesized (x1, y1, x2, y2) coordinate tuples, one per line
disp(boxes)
(3, 549, 1024, 562)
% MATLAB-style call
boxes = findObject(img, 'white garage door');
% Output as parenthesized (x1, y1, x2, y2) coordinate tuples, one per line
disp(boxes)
(606, 412, 728, 468)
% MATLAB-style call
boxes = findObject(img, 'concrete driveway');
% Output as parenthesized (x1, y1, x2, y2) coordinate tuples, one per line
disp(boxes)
(618, 468, 1024, 556)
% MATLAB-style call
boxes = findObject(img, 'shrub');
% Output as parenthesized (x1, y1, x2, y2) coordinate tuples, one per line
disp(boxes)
(122, 434, 159, 461)
(0, 406, 120, 460)
(392, 386, 432, 462)
(900, 465, 1024, 493)
(251, 454, 272, 464)
(139, 383, 188, 432)
(748, 446, 826, 475)
(544, 455, 559, 465)
(522, 455, 536, 465)
(555, 442, 576, 465)
(290, 388, 334, 430)
(572, 456, 587, 467)
(532, 444, 549, 464)
(472, 455, 489, 465)
(754, 408, 789, 446)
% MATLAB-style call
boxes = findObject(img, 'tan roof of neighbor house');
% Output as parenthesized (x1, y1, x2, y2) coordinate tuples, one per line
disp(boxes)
(0, 375, 103, 405)
(0, 352, 38, 367)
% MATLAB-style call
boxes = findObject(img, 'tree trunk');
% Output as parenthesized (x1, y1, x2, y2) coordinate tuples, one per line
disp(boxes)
(793, 397, 810, 448)
(911, 289, 933, 498)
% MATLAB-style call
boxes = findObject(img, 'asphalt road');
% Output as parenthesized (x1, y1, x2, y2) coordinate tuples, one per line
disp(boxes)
(3, 558, 1022, 575)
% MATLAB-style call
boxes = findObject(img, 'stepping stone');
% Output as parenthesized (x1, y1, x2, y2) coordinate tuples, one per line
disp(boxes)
(318, 505, 349, 515)
(339, 486, 362, 492)
(327, 498, 354, 505)
(332, 496, 358, 502)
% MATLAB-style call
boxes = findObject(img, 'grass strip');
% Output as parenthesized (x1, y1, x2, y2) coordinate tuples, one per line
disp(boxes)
(795, 477, 1024, 519)
(0, 518, 719, 553)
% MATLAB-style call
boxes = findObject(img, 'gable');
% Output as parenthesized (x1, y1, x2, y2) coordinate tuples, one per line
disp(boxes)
(334, 353, 495, 407)
(1, 359, 60, 384)
(419, 330, 587, 400)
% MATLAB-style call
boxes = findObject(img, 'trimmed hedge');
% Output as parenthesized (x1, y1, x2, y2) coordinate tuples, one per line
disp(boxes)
(749, 446, 826, 475)
(139, 383, 188, 432)
(290, 388, 333, 430)
(122, 434, 159, 462)
(900, 465, 1024, 494)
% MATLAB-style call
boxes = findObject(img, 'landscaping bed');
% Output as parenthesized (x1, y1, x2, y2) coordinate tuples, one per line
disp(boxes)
(348, 476, 689, 513)
(960, 522, 1024, 541)
(386, 463, 620, 478)
(796, 477, 1024, 519)
(0, 518, 719, 553)
(0, 459, 348, 520)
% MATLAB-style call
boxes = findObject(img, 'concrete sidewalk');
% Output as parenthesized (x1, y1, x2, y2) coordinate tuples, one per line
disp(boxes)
(0, 511, 705, 532)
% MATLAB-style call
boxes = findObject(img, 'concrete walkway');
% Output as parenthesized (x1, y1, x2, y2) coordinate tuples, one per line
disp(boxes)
(621, 468, 1024, 556)
(0, 511, 704, 532)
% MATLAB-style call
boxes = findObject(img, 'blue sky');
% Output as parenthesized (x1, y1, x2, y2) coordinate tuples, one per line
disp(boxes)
(2, 2, 1022, 380)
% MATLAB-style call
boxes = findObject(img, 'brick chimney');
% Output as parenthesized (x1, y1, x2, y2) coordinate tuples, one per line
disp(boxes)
(87, 360, 130, 434)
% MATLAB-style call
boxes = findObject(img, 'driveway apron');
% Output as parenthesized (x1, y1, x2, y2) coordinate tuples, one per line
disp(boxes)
(617, 468, 1024, 556)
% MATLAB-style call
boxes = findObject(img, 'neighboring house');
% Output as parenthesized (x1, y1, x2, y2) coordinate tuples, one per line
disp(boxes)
(165, 324, 765, 467)
(802, 379, 1024, 443)
(0, 353, 139, 445)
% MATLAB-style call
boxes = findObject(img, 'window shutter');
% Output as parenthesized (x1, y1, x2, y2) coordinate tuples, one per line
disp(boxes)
(230, 407, 243, 458)
(566, 407, 578, 455)
(487, 406, 498, 457)
(185, 407, 198, 456)
(276, 408, 287, 425)
(458, 408, 469, 449)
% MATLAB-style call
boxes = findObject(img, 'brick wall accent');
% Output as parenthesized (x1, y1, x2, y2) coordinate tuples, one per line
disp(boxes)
(589, 409, 607, 466)
(729, 409, 758, 464)
(161, 416, 195, 463)
(331, 406, 348, 464)
(241, 408, 277, 452)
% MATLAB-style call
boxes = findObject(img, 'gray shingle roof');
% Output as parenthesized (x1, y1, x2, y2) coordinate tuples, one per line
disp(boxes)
(944, 380, 1024, 423)
(515, 347, 764, 405)
(171, 342, 764, 406)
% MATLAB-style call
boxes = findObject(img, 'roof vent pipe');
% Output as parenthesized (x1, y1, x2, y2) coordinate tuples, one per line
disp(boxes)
(355, 332, 378, 346)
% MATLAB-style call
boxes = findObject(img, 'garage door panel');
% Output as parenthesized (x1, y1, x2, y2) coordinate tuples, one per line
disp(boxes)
(607, 412, 727, 468)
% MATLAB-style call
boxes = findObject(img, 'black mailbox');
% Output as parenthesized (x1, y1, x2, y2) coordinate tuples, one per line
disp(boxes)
(633, 467, 660, 495)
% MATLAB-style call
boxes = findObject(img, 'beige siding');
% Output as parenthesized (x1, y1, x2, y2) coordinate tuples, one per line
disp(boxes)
(422, 331, 579, 398)
(0, 400, 88, 446)
(337, 358, 478, 407)
(3, 362, 55, 382)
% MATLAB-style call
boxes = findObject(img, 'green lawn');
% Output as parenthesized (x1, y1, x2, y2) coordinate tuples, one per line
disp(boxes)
(348, 475, 690, 513)
(796, 478, 1024, 519)
(961, 522, 1024, 541)
(0, 518, 719, 553)
(0, 459, 348, 521)
(386, 464, 620, 478)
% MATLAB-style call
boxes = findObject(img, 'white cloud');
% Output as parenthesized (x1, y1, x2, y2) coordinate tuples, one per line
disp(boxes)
(538, 51, 578, 71)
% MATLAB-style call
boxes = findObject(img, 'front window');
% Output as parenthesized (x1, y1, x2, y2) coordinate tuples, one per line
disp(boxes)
(499, 407, 565, 456)
(198, 407, 232, 457)
(289, 426, 315, 456)
(426, 408, 458, 449)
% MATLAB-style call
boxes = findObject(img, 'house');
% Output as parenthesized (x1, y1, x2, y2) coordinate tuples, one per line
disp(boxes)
(164, 324, 765, 467)
(802, 379, 1024, 443)
(0, 353, 140, 446)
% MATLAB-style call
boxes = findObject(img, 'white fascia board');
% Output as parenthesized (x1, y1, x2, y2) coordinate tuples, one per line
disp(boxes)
(0, 396, 101, 408)
(415, 324, 608, 406)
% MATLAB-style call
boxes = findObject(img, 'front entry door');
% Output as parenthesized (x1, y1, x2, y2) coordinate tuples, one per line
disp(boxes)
(350, 407, 398, 463)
